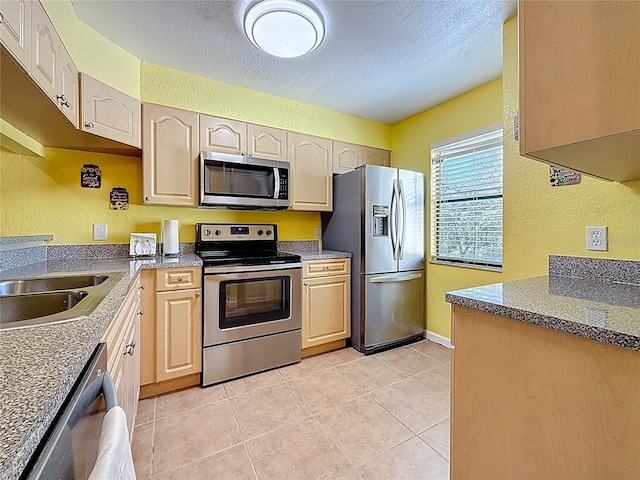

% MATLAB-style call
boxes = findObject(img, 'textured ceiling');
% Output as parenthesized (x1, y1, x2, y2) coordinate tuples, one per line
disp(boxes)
(72, 0, 517, 125)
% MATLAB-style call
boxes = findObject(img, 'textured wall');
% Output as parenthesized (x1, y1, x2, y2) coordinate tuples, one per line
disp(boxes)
(392, 17, 640, 339)
(141, 62, 391, 148)
(0, 148, 320, 244)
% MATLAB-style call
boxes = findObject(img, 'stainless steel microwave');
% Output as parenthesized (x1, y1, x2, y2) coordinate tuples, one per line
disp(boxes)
(199, 151, 290, 210)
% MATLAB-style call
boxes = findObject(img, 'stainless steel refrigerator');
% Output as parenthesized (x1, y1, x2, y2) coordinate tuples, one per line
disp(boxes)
(322, 165, 424, 354)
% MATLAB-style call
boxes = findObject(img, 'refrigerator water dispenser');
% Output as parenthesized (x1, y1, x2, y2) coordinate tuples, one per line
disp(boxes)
(372, 204, 389, 237)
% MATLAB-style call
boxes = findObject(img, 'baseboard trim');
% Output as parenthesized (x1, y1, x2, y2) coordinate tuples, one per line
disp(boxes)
(425, 330, 453, 349)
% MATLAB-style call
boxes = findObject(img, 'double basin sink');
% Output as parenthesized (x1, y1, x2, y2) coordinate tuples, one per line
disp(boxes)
(0, 272, 125, 330)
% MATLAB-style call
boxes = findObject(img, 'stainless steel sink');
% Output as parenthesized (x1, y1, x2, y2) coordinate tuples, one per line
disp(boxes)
(0, 272, 125, 331)
(0, 274, 108, 295)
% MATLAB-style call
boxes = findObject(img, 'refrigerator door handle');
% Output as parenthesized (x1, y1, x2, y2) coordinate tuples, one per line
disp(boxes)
(369, 272, 423, 283)
(389, 179, 398, 261)
(397, 179, 407, 260)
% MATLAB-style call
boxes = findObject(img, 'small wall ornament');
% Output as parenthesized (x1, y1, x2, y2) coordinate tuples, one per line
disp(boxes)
(549, 166, 581, 187)
(81, 164, 101, 188)
(109, 187, 129, 210)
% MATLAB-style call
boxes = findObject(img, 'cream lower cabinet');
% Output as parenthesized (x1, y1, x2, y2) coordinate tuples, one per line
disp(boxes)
(139, 268, 202, 395)
(288, 132, 333, 211)
(301, 259, 351, 353)
(102, 274, 142, 440)
(143, 103, 199, 206)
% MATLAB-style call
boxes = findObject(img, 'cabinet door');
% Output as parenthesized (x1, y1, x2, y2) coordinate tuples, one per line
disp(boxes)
(81, 73, 141, 147)
(287, 132, 333, 211)
(143, 103, 199, 206)
(200, 115, 246, 154)
(30, 0, 57, 101)
(333, 141, 363, 174)
(0, 0, 32, 70)
(302, 274, 351, 349)
(57, 43, 78, 128)
(364, 147, 390, 167)
(139, 270, 156, 386)
(156, 289, 202, 382)
(120, 313, 139, 438)
(247, 124, 287, 161)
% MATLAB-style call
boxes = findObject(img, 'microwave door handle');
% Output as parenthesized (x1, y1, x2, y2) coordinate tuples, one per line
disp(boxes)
(273, 167, 280, 200)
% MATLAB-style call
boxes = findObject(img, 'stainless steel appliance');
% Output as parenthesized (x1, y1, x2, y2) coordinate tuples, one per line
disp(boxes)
(322, 165, 425, 354)
(200, 151, 290, 209)
(196, 223, 302, 386)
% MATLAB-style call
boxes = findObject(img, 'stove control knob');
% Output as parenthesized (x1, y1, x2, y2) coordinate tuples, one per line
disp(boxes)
(266, 229, 272, 236)
(205, 229, 211, 236)
(215, 230, 222, 236)
(257, 230, 264, 236)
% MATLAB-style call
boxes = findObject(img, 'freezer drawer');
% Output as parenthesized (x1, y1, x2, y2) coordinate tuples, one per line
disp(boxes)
(361, 271, 424, 351)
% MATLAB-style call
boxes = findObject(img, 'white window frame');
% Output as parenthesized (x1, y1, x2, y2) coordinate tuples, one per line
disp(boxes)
(430, 123, 504, 271)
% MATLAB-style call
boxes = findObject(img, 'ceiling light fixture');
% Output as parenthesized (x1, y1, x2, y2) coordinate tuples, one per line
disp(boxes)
(244, 0, 325, 58)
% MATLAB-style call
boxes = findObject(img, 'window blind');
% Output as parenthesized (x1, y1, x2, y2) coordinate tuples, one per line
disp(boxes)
(431, 129, 503, 268)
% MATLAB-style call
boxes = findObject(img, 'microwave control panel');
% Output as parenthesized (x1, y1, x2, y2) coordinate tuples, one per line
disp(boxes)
(278, 170, 289, 200)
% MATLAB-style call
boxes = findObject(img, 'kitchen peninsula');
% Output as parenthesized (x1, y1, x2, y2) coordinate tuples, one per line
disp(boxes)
(446, 256, 640, 479)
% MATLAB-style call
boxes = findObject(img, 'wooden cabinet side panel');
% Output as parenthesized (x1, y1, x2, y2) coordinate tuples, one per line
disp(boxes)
(247, 123, 287, 161)
(288, 132, 333, 211)
(520, 0, 640, 153)
(199, 115, 246, 154)
(143, 103, 198, 206)
(0, 0, 32, 70)
(156, 289, 202, 382)
(451, 306, 640, 479)
(139, 269, 156, 386)
(30, 1, 56, 100)
(302, 274, 350, 348)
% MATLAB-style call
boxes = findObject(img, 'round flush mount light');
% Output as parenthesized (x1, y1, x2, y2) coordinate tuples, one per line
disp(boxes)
(244, 0, 325, 58)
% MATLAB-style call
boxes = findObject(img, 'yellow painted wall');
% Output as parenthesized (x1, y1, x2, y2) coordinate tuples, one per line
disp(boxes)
(392, 17, 640, 339)
(141, 62, 391, 148)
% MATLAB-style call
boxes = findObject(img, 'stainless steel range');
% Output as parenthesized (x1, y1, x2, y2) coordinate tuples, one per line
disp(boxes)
(196, 223, 302, 386)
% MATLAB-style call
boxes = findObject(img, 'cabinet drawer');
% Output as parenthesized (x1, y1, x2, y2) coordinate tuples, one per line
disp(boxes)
(303, 258, 351, 278)
(156, 268, 202, 291)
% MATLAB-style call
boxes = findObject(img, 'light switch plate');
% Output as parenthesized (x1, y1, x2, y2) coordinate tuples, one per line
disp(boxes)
(93, 224, 107, 241)
(315, 227, 322, 239)
(586, 226, 607, 251)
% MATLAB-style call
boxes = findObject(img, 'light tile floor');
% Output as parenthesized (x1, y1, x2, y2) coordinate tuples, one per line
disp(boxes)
(132, 340, 451, 480)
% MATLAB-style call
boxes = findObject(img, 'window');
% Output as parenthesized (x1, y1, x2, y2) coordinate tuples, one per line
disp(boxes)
(430, 126, 503, 269)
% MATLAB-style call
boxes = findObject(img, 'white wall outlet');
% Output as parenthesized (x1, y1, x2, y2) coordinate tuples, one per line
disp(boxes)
(315, 227, 322, 239)
(93, 223, 108, 241)
(586, 226, 607, 251)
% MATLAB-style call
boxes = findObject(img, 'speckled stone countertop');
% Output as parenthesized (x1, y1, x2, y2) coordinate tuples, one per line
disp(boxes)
(446, 275, 640, 351)
(0, 255, 202, 480)
(0, 235, 53, 245)
(280, 249, 352, 260)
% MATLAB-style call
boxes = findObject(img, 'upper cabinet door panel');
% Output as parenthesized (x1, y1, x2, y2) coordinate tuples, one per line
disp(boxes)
(364, 147, 390, 167)
(0, 0, 32, 70)
(81, 73, 141, 148)
(333, 141, 363, 174)
(288, 132, 332, 211)
(247, 124, 287, 161)
(200, 115, 246, 154)
(57, 43, 78, 128)
(30, 0, 57, 100)
(143, 103, 199, 206)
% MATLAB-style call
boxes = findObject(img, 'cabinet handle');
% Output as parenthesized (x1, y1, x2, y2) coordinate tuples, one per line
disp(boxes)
(0, 13, 4, 24)
(145, 196, 150, 201)
(195, 292, 200, 298)
(303, 282, 308, 286)
(123, 340, 136, 356)
(137, 310, 144, 316)
(84, 122, 94, 129)
(56, 95, 70, 108)
(139, 284, 145, 290)
(325, 266, 331, 270)
(177, 276, 183, 281)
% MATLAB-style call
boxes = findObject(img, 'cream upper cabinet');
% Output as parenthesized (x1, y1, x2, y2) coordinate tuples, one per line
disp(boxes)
(519, 0, 640, 182)
(81, 73, 141, 148)
(247, 124, 287, 161)
(0, 0, 32, 70)
(287, 132, 333, 211)
(57, 43, 78, 128)
(30, 0, 56, 101)
(301, 259, 351, 351)
(364, 147, 390, 167)
(200, 115, 246, 154)
(333, 141, 363, 174)
(143, 103, 199, 206)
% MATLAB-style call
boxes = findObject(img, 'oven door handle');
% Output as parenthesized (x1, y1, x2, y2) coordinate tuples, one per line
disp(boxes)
(273, 168, 280, 200)
(204, 262, 302, 274)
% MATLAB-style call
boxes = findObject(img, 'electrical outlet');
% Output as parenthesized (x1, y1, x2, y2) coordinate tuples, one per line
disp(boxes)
(315, 227, 322, 239)
(93, 223, 108, 241)
(586, 226, 607, 251)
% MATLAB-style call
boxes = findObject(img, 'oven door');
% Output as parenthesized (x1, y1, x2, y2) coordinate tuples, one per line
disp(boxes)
(203, 265, 302, 346)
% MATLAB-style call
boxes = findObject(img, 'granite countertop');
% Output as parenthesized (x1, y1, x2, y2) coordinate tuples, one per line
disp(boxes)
(446, 275, 640, 351)
(281, 249, 352, 260)
(0, 254, 202, 480)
